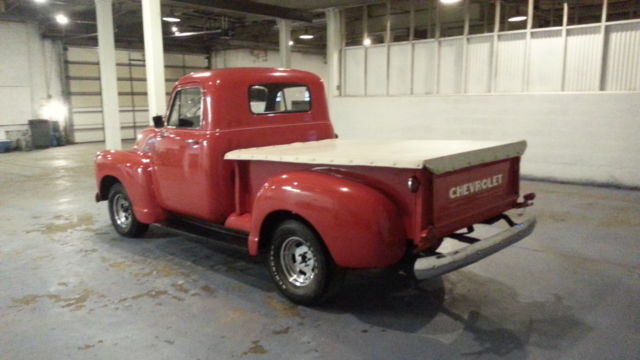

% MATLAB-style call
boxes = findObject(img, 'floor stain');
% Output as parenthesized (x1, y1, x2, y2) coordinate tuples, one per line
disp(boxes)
(200, 285, 215, 295)
(108, 261, 133, 271)
(78, 248, 99, 256)
(241, 340, 267, 356)
(171, 281, 190, 294)
(11, 289, 97, 312)
(223, 308, 250, 323)
(264, 296, 303, 319)
(77, 340, 103, 351)
(11, 294, 40, 307)
(272, 326, 290, 335)
(33, 254, 55, 262)
(118, 289, 184, 303)
(133, 263, 192, 279)
(597, 208, 640, 228)
(163, 339, 175, 345)
(37, 214, 95, 235)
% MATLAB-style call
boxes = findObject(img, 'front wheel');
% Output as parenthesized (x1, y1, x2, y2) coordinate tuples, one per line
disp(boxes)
(108, 183, 148, 238)
(268, 220, 344, 305)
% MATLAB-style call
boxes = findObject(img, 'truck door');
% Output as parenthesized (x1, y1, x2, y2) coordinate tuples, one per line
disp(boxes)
(152, 85, 211, 219)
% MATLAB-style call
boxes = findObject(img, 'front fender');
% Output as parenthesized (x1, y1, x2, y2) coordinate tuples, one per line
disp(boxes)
(95, 150, 166, 224)
(250, 171, 406, 269)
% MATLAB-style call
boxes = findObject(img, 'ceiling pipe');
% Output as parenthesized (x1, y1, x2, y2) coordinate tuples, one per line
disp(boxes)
(166, 0, 314, 22)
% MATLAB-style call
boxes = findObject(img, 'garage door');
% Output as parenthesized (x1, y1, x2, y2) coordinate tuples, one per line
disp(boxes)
(65, 46, 209, 143)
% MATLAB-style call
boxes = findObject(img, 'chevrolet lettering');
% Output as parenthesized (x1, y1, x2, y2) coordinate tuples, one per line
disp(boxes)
(449, 174, 504, 199)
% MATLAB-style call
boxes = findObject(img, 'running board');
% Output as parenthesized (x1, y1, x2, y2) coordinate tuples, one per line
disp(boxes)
(165, 215, 249, 249)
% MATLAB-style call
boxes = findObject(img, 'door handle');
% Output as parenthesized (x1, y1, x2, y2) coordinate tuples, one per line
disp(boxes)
(185, 139, 199, 145)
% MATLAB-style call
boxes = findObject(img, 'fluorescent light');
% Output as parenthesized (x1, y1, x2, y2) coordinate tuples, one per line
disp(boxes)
(162, 16, 181, 23)
(363, 37, 371, 46)
(299, 34, 314, 40)
(440, 0, 461, 4)
(55, 14, 69, 25)
(508, 15, 527, 22)
(288, 40, 294, 46)
(171, 25, 178, 33)
(34, 0, 47, 4)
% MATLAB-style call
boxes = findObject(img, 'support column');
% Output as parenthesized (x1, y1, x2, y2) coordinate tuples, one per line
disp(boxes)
(141, 0, 166, 124)
(597, 0, 608, 90)
(277, 19, 291, 68)
(326, 8, 342, 98)
(95, 0, 121, 150)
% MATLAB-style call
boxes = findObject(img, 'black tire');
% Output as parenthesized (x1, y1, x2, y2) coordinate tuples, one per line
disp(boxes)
(268, 219, 344, 305)
(107, 183, 148, 238)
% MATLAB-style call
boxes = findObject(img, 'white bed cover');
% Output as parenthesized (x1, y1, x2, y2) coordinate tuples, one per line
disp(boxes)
(224, 139, 527, 175)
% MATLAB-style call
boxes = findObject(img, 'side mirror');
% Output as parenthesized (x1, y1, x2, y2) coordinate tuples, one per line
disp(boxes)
(152, 115, 164, 128)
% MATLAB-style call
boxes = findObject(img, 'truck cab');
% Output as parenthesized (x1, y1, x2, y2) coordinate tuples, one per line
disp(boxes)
(95, 68, 535, 305)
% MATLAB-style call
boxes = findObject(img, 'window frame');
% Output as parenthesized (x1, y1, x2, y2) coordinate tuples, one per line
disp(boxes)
(165, 85, 204, 130)
(247, 83, 312, 115)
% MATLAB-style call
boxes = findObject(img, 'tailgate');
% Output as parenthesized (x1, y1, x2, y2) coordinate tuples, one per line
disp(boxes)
(429, 158, 520, 237)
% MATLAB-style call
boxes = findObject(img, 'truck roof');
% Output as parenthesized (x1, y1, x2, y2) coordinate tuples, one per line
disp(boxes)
(178, 67, 322, 85)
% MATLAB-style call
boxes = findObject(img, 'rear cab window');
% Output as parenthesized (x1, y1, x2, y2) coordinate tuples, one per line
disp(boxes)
(249, 84, 311, 115)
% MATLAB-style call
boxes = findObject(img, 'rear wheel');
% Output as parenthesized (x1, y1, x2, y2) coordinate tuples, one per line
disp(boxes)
(268, 220, 343, 305)
(108, 183, 148, 237)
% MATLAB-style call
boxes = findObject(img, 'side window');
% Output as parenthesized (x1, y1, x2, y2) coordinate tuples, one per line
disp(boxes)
(249, 84, 310, 114)
(167, 87, 202, 128)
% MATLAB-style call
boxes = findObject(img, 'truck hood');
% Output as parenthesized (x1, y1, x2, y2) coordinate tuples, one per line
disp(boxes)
(224, 139, 527, 175)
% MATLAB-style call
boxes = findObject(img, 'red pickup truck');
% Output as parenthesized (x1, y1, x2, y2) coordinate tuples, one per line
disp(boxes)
(95, 68, 536, 304)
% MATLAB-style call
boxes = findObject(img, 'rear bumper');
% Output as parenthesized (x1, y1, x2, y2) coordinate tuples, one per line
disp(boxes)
(413, 216, 536, 280)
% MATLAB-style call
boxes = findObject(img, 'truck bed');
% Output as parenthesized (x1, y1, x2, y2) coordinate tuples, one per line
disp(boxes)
(224, 139, 526, 174)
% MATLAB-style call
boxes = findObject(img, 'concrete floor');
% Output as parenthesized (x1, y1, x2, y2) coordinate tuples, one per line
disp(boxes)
(0, 142, 638, 360)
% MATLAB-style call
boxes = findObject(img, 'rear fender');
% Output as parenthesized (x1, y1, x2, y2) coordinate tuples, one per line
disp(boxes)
(250, 171, 406, 269)
(95, 150, 166, 224)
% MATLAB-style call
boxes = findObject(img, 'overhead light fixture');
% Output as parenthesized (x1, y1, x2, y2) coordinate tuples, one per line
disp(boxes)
(508, 15, 527, 22)
(288, 40, 294, 46)
(299, 34, 314, 40)
(171, 25, 178, 33)
(34, 0, 47, 4)
(440, 0, 462, 4)
(363, 37, 371, 46)
(55, 14, 69, 25)
(162, 16, 181, 23)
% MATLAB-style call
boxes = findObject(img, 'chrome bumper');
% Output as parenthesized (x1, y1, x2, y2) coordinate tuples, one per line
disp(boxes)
(413, 217, 536, 280)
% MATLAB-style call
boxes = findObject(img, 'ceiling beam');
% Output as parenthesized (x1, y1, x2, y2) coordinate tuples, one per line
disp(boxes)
(166, 0, 314, 22)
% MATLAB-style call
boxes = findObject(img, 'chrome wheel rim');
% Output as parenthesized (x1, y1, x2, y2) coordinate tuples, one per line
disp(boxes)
(280, 236, 317, 287)
(112, 193, 132, 230)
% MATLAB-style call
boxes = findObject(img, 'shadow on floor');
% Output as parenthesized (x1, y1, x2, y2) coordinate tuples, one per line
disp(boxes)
(98, 226, 592, 359)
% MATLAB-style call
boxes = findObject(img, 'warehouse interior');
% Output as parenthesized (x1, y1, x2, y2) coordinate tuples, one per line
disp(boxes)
(0, 0, 639, 359)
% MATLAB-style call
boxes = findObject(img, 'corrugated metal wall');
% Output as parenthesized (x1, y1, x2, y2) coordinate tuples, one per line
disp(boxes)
(388, 43, 412, 95)
(529, 30, 563, 92)
(439, 38, 463, 94)
(495, 33, 526, 92)
(604, 22, 640, 91)
(564, 27, 601, 92)
(342, 19, 640, 96)
(412, 41, 437, 94)
(465, 36, 492, 94)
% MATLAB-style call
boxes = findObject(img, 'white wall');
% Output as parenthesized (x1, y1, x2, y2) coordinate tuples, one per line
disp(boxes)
(0, 21, 63, 131)
(330, 93, 640, 188)
(211, 49, 327, 82)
